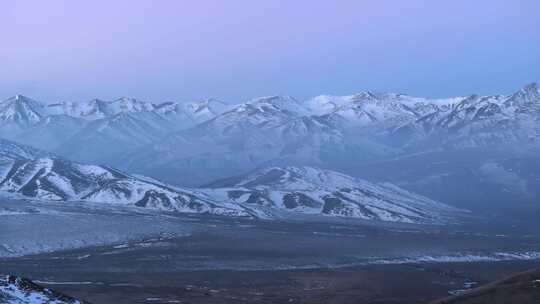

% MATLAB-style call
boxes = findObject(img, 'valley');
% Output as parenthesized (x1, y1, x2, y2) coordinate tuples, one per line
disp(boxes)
(3, 3, 539, 302)
(1, 83, 540, 303)
(2, 196, 540, 303)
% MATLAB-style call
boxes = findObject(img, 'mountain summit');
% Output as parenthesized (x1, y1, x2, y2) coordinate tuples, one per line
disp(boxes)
(0, 95, 44, 125)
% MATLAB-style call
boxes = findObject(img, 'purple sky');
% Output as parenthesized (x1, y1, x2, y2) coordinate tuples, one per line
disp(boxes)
(1, 0, 539, 103)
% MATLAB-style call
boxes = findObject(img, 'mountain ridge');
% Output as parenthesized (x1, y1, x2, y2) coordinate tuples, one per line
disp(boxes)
(1, 82, 538, 199)
(201, 166, 461, 223)
(0, 139, 460, 224)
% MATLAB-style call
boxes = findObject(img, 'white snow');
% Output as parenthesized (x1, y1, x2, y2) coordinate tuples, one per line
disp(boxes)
(201, 166, 461, 224)
(368, 251, 540, 265)
(0, 275, 82, 304)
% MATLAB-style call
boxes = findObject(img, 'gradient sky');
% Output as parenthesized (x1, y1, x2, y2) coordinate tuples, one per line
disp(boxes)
(1, 0, 539, 103)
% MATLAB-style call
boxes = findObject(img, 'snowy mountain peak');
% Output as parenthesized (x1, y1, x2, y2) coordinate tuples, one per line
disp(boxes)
(0, 139, 251, 216)
(516, 82, 540, 100)
(503, 82, 540, 110)
(0, 95, 44, 125)
(247, 95, 307, 114)
(49, 97, 156, 120)
(10, 94, 41, 103)
(151, 98, 230, 126)
(48, 98, 113, 120)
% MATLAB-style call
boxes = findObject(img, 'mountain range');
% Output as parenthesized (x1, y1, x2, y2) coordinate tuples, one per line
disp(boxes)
(0, 82, 538, 211)
(0, 139, 459, 224)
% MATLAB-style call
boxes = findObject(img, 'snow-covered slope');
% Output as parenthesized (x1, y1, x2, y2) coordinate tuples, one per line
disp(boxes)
(47, 97, 145, 120)
(50, 99, 231, 163)
(6, 95, 231, 125)
(54, 112, 172, 164)
(0, 275, 87, 304)
(122, 95, 355, 186)
(1, 82, 539, 194)
(0, 140, 461, 223)
(0, 95, 45, 126)
(305, 91, 461, 128)
(203, 166, 460, 224)
(0, 139, 250, 217)
(0, 95, 230, 154)
(394, 83, 540, 148)
(120, 83, 540, 186)
(173, 95, 326, 153)
(1, 83, 536, 142)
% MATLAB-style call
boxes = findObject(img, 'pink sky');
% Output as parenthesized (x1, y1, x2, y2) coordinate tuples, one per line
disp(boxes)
(1, 0, 539, 102)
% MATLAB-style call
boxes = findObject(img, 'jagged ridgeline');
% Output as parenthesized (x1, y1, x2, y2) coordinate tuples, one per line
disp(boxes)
(0, 83, 539, 204)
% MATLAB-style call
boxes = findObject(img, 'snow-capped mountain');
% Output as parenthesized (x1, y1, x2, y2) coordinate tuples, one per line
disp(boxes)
(505, 82, 540, 111)
(47, 98, 141, 120)
(174, 95, 315, 150)
(394, 83, 540, 148)
(0, 139, 250, 217)
(0, 95, 231, 158)
(2, 83, 536, 142)
(201, 96, 303, 133)
(155, 98, 231, 124)
(0, 139, 462, 223)
(0, 275, 87, 304)
(1, 82, 539, 197)
(203, 166, 460, 223)
(46, 97, 165, 120)
(117, 83, 540, 186)
(0, 94, 233, 127)
(0, 95, 158, 122)
(50, 99, 233, 164)
(122, 95, 352, 186)
(54, 111, 173, 164)
(0, 95, 45, 126)
(305, 92, 461, 128)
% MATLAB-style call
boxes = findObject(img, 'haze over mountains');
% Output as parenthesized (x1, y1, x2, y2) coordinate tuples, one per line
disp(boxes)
(1, 83, 539, 212)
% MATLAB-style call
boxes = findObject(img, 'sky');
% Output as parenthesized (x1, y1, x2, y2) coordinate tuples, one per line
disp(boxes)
(1, 0, 539, 103)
